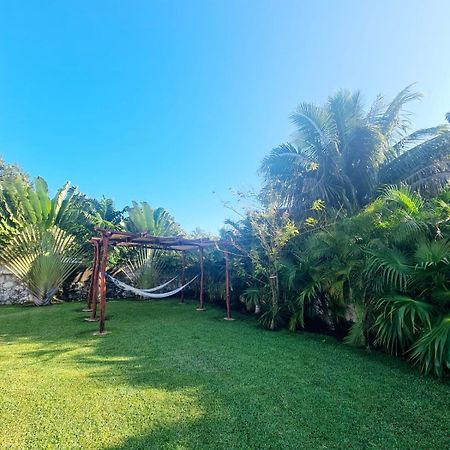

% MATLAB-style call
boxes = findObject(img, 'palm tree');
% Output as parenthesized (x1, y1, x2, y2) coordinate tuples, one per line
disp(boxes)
(357, 186, 449, 376)
(260, 86, 450, 217)
(124, 201, 180, 235)
(369, 237, 450, 377)
(0, 176, 90, 305)
(117, 202, 181, 288)
(89, 196, 124, 230)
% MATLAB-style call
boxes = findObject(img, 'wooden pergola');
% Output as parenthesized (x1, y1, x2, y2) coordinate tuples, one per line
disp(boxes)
(85, 228, 233, 335)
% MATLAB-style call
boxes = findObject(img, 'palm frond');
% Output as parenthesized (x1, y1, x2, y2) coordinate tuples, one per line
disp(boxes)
(375, 84, 422, 142)
(0, 225, 83, 305)
(327, 89, 363, 152)
(392, 125, 449, 156)
(414, 239, 450, 268)
(241, 287, 261, 312)
(410, 314, 450, 377)
(379, 132, 450, 187)
(380, 185, 424, 215)
(125, 202, 179, 235)
(259, 143, 312, 180)
(290, 102, 339, 159)
(343, 304, 367, 347)
(366, 94, 385, 124)
(365, 246, 412, 292)
(374, 295, 433, 355)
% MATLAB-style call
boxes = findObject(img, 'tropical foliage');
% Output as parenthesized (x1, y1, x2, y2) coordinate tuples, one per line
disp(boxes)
(225, 202, 298, 329)
(0, 86, 448, 378)
(0, 176, 90, 305)
(116, 202, 181, 289)
(223, 87, 450, 377)
(260, 86, 449, 216)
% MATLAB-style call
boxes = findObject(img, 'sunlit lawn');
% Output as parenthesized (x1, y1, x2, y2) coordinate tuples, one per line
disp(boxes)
(0, 300, 448, 449)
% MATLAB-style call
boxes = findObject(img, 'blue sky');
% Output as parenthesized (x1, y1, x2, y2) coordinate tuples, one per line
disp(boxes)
(0, 1, 449, 233)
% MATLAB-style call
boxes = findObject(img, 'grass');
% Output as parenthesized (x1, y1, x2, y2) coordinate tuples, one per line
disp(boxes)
(0, 300, 449, 449)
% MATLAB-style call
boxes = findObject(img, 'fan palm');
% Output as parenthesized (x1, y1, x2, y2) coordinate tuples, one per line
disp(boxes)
(410, 314, 450, 377)
(0, 176, 89, 305)
(124, 201, 180, 235)
(116, 202, 181, 288)
(367, 232, 450, 375)
(1, 225, 83, 305)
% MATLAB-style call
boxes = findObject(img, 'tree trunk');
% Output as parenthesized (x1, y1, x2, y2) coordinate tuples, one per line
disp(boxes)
(268, 272, 279, 330)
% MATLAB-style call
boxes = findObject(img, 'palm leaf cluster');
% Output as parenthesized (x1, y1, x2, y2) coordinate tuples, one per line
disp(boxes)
(2, 225, 83, 305)
(0, 176, 90, 305)
(229, 182, 450, 377)
(356, 188, 449, 376)
(115, 202, 181, 288)
(88, 196, 124, 230)
(260, 85, 450, 216)
(369, 235, 450, 377)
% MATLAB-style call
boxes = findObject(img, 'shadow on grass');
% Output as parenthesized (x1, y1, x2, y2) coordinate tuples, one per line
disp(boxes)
(1, 300, 449, 449)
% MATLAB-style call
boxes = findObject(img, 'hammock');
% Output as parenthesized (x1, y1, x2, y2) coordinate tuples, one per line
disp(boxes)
(106, 273, 198, 299)
(141, 276, 178, 293)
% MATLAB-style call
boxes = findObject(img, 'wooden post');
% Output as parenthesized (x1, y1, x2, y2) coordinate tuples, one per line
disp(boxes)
(97, 233, 111, 334)
(179, 251, 186, 304)
(86, 240, 100, 321)
(224, 250, 233, 320)
(85, 245, 95, 310)
(196, 247, 205, 311)
(84, 242, 99, 311)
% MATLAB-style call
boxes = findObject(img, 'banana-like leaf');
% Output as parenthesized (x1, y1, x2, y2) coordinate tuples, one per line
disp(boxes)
(0, 225, 83, 305)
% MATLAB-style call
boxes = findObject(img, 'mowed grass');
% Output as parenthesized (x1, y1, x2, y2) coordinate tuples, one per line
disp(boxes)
(0, 300, 449, 450)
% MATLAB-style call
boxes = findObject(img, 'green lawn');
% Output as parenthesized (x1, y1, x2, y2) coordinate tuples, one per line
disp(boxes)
(0, 300, 448, 449)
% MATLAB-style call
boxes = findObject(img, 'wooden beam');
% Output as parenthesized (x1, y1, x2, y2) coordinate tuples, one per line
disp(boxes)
(92, 227, 217, 249)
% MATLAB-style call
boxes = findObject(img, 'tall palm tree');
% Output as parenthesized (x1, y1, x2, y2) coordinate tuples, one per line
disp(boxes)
(260, 86, 450, 216)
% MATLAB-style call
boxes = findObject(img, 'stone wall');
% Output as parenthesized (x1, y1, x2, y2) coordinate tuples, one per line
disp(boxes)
(0, 267, 33, 305)
(0, 267, 134, 306)
(59, 272, 131, 301)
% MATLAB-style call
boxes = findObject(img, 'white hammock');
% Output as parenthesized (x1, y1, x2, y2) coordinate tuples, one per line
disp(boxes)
(106, 273, 198, 299)
(141, 276, 178, 293)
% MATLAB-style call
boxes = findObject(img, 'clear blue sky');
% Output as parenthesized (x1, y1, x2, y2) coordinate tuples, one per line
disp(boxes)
(1, 1, 449, 233)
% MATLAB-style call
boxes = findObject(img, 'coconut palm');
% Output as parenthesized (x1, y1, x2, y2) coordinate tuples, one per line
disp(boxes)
(260, 86, 450, 216)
